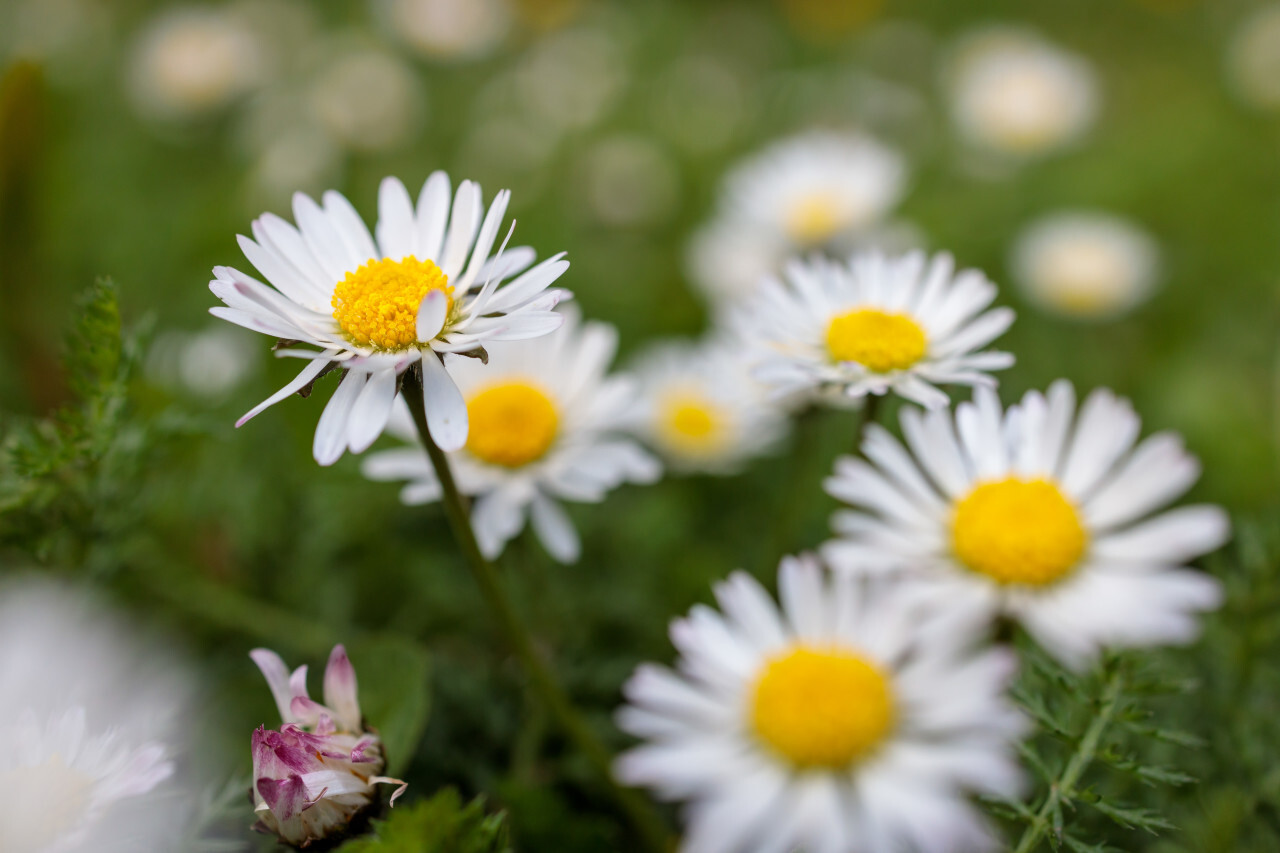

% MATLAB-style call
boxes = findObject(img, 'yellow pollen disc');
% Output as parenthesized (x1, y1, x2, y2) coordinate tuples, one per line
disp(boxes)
(331, 256, 451, 351)
(466, 381, 560, 468)
(825, 308, 928, 372)
(952, 477, 1088, 586)
(750, 646, 894, 769)
(785, 194, 845, 245)
(657, 393, 726, 456)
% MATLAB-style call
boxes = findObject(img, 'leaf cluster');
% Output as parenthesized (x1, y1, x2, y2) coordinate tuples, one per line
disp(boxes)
(338, 790, 510, 853)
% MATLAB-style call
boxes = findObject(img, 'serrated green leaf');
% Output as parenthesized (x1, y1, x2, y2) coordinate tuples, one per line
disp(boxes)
(339, 789, 510, 853)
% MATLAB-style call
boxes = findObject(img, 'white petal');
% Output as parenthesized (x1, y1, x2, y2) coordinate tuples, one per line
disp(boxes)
(236, 356, 334, 427)
(529, 493, 581, 563)
(313, 371, 364, 466)
(346, 369, 398, 454)
(416, 289, 448, 342)
(420, 354, 469, 451)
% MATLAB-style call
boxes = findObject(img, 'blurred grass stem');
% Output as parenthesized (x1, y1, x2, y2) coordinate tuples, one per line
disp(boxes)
(402, 364, 672, 852)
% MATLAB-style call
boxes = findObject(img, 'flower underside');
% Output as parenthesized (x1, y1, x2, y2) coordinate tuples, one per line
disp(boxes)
(951, 476, 1088, 586)
(825, 308, 928, 373)
(331, 256, 452, 351)
(466, 381, 560, 468)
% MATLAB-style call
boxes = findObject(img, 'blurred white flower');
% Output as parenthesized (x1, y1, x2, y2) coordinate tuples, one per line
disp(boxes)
(127, 5, 267, 120)
(581, 136, 681, 228)
(148, 324, 258, 399)
(947, 28, 1098, 158)
(823, 382, 1229, 669)
(736, 250, 1014, 409)
(251, 645, 406, 846)
(363, 310, 661, 563)
(616, 555, 1026, 853)
(1226, 5, 1280, 110)
(1011, 212, 1160, 320)
(649, 56, 749, 155)
(377, 0, 512, 61)
(516, 26, 626, 132)
(0, 579, 193, 853)
(308, 47, 424, 153)
(624, 336, 787, 474)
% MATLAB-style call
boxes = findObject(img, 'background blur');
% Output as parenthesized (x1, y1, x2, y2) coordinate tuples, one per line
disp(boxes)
(2, 0, 1279, 849)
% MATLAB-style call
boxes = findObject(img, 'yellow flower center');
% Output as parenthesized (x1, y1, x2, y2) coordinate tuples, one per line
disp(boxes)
(750, 645, 894, 769)
(825, 308, 928, 372)
(331, 256, 452, 351)
(465, 381, 559, 468)
(951, 477, 1088, 585)
(785, 193, 845, 245)
(656, 393, 727, 456)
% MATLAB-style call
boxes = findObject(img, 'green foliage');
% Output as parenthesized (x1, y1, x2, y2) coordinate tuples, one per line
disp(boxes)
(339, 790, 510, 853)
(349, 635, 433, 777)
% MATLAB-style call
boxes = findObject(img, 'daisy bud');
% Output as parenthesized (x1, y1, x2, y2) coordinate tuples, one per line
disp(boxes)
(250, 645, 406, 847)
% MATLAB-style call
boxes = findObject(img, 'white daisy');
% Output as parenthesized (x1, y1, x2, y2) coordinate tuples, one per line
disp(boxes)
(738, 250, 1014, 409)
(947, 28, 1098, 158)
(615, 555, 1026, 853)
(1010, 212, 1160, 321)
(624, 336, 788, 474)
(822, 381, 1229, 669)
(687, 131, 908, 305)
(376, 0, 512, 62)
(362, 310, 660, 563)
(209, 172, 571, 464)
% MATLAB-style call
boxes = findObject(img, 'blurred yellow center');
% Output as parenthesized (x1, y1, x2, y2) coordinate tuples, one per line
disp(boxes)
(0, 754, 96, 853)
(751, 646, 894, 769)
(826, 309, 927, 372)
(952, 477, 1088, 585)
(657, 394, 726, 456)
(785, 194, 844, 245)
(331, 256, 451, 350)
(466, 382, 559, 468)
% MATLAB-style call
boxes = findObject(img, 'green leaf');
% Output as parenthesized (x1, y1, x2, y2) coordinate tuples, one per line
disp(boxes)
(347, 635, 432, 776)
(65, 277, 122, 403)
(339, 789, 510, 853)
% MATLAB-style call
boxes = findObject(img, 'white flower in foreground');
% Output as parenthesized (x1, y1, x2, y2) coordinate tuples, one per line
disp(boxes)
(0, 580, 192, 853)
(251, 645, 406, 847)
(687, 131, 907, 305)
(739, 250, 1014, 409)
(616, 556, 1025, 853)
(1010, 212, 1159, 320)
(625, 337, 788, 474)
(822, 382, 1229, 669)
(210, 172, 571, 463)
(362, 311, 660, 563)
(947, 28, 1098, 157)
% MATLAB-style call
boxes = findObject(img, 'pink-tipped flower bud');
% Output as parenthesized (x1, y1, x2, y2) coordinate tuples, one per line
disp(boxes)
(249, 645, 406, 847)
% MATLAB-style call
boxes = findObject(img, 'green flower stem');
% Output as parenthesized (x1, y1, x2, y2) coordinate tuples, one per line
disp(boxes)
(1011, 660, 1126, 853)
(402, 366, 673, 853)
(852, 392, 883, 455)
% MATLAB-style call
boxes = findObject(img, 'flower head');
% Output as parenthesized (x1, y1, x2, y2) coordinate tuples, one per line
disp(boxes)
(738, 250, 1014, 409)
(250, 645, 406, 846)
(210, 172, 571, 463)
(616, 555, 1025, 853)
(822, 382, 1229, 668)
(363, 309, 660, 562)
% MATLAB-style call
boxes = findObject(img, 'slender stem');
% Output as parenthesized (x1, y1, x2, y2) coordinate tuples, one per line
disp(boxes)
(1011, 661, 1125, 853)
(852, 392, 883, 455)
(402, 366, 672, 852)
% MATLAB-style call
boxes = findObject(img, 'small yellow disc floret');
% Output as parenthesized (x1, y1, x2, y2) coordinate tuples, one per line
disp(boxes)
(657, 393, 726, 457)
(331, 256, 451, 351)
(466, 381, 559, 468)
(785, 194, 844, 246)
(825, 308, 928, 372)
(751, 645, 894, 769)
(952, 477, 1088, 586)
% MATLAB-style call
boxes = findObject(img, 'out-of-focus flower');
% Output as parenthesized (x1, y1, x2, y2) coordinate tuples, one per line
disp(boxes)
(946, 28, 1098, 158)
(516, 26, 626, 132)
(688, 131, 908, 305)
(251, 645, 406, 847)
(580, 136, 681, 228)
(649, 56, 749, 155)
(1226, 5, 1280, 111)
(823, 382, 1229, 669)
(737, 250, 1014, 409)
(147, 324, 258, 399)
(209, 172, 571, 463)
(0, 579, 193, 853)
(377, 0, 512, 62)
(127, 5, 267, 121)
(616, 555, 1025, 853)
(308, 47, 424, 153)
(1011, 212, 1160, 320)
(624, 337, 787, 474)
(363, 310, 660, 563)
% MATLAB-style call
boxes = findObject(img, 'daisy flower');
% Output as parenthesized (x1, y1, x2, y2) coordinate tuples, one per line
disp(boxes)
(687, 131, 908, 305)
(1010, 212, 1160, 321)
(209, 172, 571, 463)
(361, 310, 660, 563)
(615, 555, 1025, 853)
(822, 382, 1229, 668)
(624, 336, 788, 474)
(251, 645, 407, 847)
(739, 250, 1014, 409)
